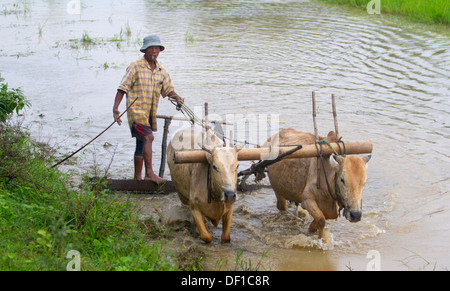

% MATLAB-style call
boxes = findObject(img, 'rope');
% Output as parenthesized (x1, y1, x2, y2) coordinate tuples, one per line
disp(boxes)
(315, 142, 337, 202)
(170, 96, 254, 146)
(316, 139, 346, 157)
(314, 140, 347, 211)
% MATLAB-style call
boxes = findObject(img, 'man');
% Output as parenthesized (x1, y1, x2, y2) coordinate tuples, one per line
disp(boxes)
(113, 34, 183, 183)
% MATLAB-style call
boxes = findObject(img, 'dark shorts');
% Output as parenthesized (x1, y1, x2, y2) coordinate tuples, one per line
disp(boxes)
(131, 123, 152, 157)
(131, 123, 153, 141)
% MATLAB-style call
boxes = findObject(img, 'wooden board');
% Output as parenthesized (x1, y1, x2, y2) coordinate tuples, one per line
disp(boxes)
(91, 178, 270, 193)
(91, 178, 176, 194)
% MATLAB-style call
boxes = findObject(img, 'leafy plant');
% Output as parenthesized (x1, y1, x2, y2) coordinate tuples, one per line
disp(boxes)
(0, 82, 30, 122)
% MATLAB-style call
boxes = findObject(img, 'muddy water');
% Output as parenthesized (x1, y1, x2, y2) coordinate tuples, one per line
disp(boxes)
(1, 0, 449, 270)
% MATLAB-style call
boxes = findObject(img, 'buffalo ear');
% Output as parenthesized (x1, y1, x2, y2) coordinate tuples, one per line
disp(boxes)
(197, 142, 214, 164)
(326, 131, 337, 142)
(330, 154, 344, 170)
(362, 155, 371, 164)
(202, 144, 214, 155)
(234, 142, 246, 153)
(362, 154, 371, 170)
(197, 142, 214, 155)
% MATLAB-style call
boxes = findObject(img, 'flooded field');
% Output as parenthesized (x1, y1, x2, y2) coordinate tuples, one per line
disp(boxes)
(1, 0, 449, 270)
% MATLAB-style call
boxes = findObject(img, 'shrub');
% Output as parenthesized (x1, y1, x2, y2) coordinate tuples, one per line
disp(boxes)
(0, 82, 30, 123)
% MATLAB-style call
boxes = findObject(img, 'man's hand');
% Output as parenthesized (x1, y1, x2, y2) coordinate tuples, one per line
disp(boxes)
(113, 90, 125, 126)
(169, 94, 184, 110)
(172, 95, 184, 105)
(113, 108, 122, 126)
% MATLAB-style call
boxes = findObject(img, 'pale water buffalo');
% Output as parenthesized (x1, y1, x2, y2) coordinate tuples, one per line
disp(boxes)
(265, 128, 371, 240)
(167, 126, 240, 243)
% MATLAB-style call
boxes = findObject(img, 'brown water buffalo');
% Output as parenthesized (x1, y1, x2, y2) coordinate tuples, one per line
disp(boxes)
(265, 128, 371, 240)
(167, 126, 240, 243)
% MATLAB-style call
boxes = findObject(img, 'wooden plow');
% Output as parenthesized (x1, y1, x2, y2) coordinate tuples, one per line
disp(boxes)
(104, 94, 373, 193)
(101, 111, 233, 193)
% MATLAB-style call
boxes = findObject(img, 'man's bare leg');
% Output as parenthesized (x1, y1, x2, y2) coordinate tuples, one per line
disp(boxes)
(134, 156, 144, 180)
(142, 134, 166, 184)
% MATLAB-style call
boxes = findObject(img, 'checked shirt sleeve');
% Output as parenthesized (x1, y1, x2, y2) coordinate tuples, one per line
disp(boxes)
(160, 72, 175, 98)
(118, 63, 137, 94)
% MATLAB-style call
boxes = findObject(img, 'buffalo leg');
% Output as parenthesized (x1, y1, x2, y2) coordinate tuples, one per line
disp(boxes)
(275, 192, 288, 211)
(191, 208, 213, 243)
(221, 209, 234, 243)
(302, 198, 326, 240)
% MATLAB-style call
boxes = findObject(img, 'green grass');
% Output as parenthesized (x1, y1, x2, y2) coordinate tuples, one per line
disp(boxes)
(317, 0, 450, 25)
(0, 125, 175, 270)
(0, 83, 206, 270)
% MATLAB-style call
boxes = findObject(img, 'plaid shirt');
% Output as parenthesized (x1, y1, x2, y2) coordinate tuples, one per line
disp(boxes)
(118, 57, 174, 132)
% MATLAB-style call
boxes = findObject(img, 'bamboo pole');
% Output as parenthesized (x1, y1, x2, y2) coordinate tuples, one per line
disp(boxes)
(204, 102, 210, 145)
(312, 92, 321, 189)
(312, 92, 319, 143)
(155, 114, 233, 125)
(174, 140, 373, 164)
(331, 94, 340, 140)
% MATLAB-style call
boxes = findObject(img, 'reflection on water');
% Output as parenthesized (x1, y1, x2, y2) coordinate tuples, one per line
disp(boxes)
(1, 0, 449, 270)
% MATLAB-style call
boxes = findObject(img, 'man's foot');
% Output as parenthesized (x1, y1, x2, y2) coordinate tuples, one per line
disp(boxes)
(134, 156, 144, 181)
(144, 175, 167, 185)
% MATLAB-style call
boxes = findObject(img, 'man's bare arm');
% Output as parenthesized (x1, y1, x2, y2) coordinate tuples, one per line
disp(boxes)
(113, 89, 126, 126)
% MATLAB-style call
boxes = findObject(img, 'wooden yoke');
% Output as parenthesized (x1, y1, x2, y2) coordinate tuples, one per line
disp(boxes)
(173, 140, 373, 164)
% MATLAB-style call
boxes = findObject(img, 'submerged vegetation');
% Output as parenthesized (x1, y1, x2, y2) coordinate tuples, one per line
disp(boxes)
(318, 0, 450, 25)
(1, 2, 30, 16)
(62, 21, 141, 51)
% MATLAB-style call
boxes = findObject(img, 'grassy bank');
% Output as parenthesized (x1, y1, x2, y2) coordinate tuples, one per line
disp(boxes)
(317, 0, 450, 25)
(0, 123, 193, 270)
(0, 82, 204, 270)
